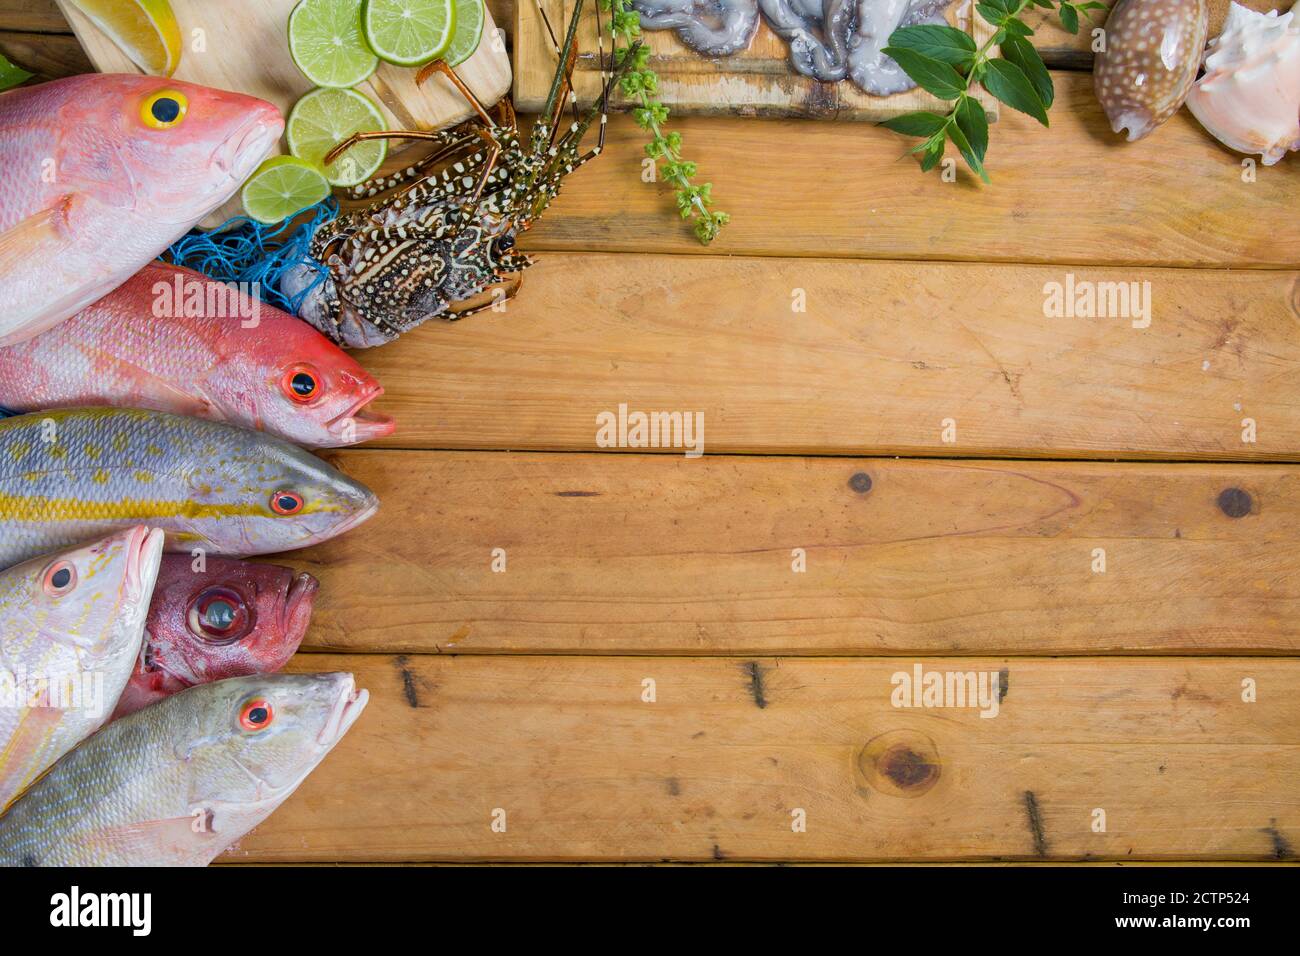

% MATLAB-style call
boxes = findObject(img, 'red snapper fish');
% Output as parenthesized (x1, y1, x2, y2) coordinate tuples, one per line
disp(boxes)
(112, 555, 318, 721)
(0, 74, 282, 346)
(0, 263, 395, 447)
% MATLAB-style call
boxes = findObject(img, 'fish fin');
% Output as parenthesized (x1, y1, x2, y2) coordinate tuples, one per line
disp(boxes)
(0, 195, 93, 344)
(0, 700, 63, 811)
(77, 812, 215, 866)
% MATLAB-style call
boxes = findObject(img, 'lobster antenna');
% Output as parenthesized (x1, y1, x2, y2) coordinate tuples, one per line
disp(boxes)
(534, 0, 585, 150)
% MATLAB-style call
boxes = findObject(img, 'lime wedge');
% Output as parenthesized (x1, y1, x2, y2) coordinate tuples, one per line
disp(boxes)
(362, 0, 456, 67)
(241, 156, 332, 224)
(287, 87, 388, 187)
(288, 0, 378, 88)
(445, 0, 485, 67)
(66, 0, 182, 76)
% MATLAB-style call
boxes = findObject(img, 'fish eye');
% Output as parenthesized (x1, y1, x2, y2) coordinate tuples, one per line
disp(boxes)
(282, 366, 320, 403)
(239, 697, 274, 732)
(140, 89, 188, 129)
(270, 491, 305, 516)
(188, 587, 252, 643)
(42, 560, 77, 596)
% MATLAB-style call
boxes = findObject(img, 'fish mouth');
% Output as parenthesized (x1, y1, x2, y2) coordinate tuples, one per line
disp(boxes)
(124, 526, 166, 602)
(278, 572, 320, 654)
(318, 674, 369, 747)
(332, 496, 380, 539)
(212, 110, 283, 182)
(325, 384, 396, 445)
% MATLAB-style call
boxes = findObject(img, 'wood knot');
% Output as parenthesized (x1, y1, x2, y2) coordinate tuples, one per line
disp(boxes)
(859, 730, 941, 798)
(849, 472, 873, 494)
(1217, 487, 1252, 519)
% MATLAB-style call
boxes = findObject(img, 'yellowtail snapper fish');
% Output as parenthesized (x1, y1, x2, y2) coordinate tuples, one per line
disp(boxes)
(0, 407, 377, 568)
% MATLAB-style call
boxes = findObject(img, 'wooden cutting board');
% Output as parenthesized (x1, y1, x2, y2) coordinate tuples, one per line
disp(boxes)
(57, 0, 513, 225)
(515, 0, 998, 121)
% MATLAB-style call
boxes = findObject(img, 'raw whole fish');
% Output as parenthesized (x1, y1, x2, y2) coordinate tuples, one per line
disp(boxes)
(0, 672, 367, 866)
(0, 526, 164, 810)
(0, 74, 281, 346)
(112, 555, 318, 720)
(0, 407, 378, 569)
(0, 263, 395, 448)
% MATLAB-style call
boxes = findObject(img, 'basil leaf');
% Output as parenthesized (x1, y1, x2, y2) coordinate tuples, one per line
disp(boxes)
(0, 52, 32, 92)
(1058, 2, 1080, 34)
(1003, 18, 1034, 37)
(947, 119, 990, 183)
(881, 47, 967, 100)
(975, 2, 1007, 25)
(1000, 36, 1054, 109)
(919, 138, 945, 172)
(887, 24, 977, 69)
(954, 96, 989, 162)
(982, 57, 1049, 125)
(880, 110, 951, 138)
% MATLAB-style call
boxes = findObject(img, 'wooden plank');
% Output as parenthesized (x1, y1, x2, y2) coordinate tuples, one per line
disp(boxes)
(0, 0, 70, 33)
(224, 655, 1300, 862)
(296, 453, 1300, 656)
(515, 0, 998, 121)
(516, 72, 1299, 265)
(352, 254, 1300, 459)
(0, 29, 89, 79)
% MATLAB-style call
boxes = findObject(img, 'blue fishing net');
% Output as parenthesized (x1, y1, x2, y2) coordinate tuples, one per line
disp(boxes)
(162, 198, 338, 314)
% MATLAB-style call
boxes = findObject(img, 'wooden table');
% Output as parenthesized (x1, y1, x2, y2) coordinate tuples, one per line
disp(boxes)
(4, 0, 1298, 864)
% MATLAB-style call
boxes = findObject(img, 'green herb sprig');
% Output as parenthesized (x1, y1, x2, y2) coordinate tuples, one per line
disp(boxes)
(599, 0, 728, 243)
(880, 0, 1106, 180)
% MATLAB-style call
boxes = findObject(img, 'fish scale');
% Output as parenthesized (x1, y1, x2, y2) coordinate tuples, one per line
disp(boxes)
(0, 407, 378, 570)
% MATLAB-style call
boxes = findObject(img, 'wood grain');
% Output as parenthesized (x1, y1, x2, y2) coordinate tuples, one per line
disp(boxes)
(223, 654, 1300, 862)
(350, 254, 1300, 458)
(515, 0, 998, 121)
(0, 0, 69, 34)
(293, 453, 1300, 655)
(515, 72, 1299, 265)
(0, 29, 89, 79)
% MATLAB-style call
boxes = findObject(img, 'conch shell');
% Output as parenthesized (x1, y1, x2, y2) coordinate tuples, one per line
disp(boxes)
(1185, 1, 1300, 165)
(1094, 0, 1210, 140)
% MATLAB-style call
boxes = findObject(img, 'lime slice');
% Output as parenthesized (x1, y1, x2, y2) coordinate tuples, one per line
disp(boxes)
(241, 156, 332, 224)
(445, 0, 484, 67)
(287, 87, 388, 187)
(66, 0, 182, 76)
(362, 0, 456, 67)
(288, 0, 378, 88)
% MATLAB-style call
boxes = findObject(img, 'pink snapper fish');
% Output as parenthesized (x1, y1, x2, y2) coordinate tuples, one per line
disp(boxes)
(0, 73, 282, 346)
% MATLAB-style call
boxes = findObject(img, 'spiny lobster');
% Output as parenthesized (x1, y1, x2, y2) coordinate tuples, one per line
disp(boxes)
(283, 0, 638, 348)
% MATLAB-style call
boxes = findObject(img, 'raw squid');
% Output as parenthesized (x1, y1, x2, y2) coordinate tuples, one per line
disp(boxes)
(632, 0, 956, 95)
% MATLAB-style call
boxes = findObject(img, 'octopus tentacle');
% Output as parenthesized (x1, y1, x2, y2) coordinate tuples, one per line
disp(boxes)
(635, 0, 761, 55)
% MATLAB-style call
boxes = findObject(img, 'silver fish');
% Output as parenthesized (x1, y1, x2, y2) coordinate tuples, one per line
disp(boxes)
(0, 672, 367, 866)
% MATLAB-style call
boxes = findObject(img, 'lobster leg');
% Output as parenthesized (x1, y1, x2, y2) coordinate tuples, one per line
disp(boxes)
(416, 59, 496, 126)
